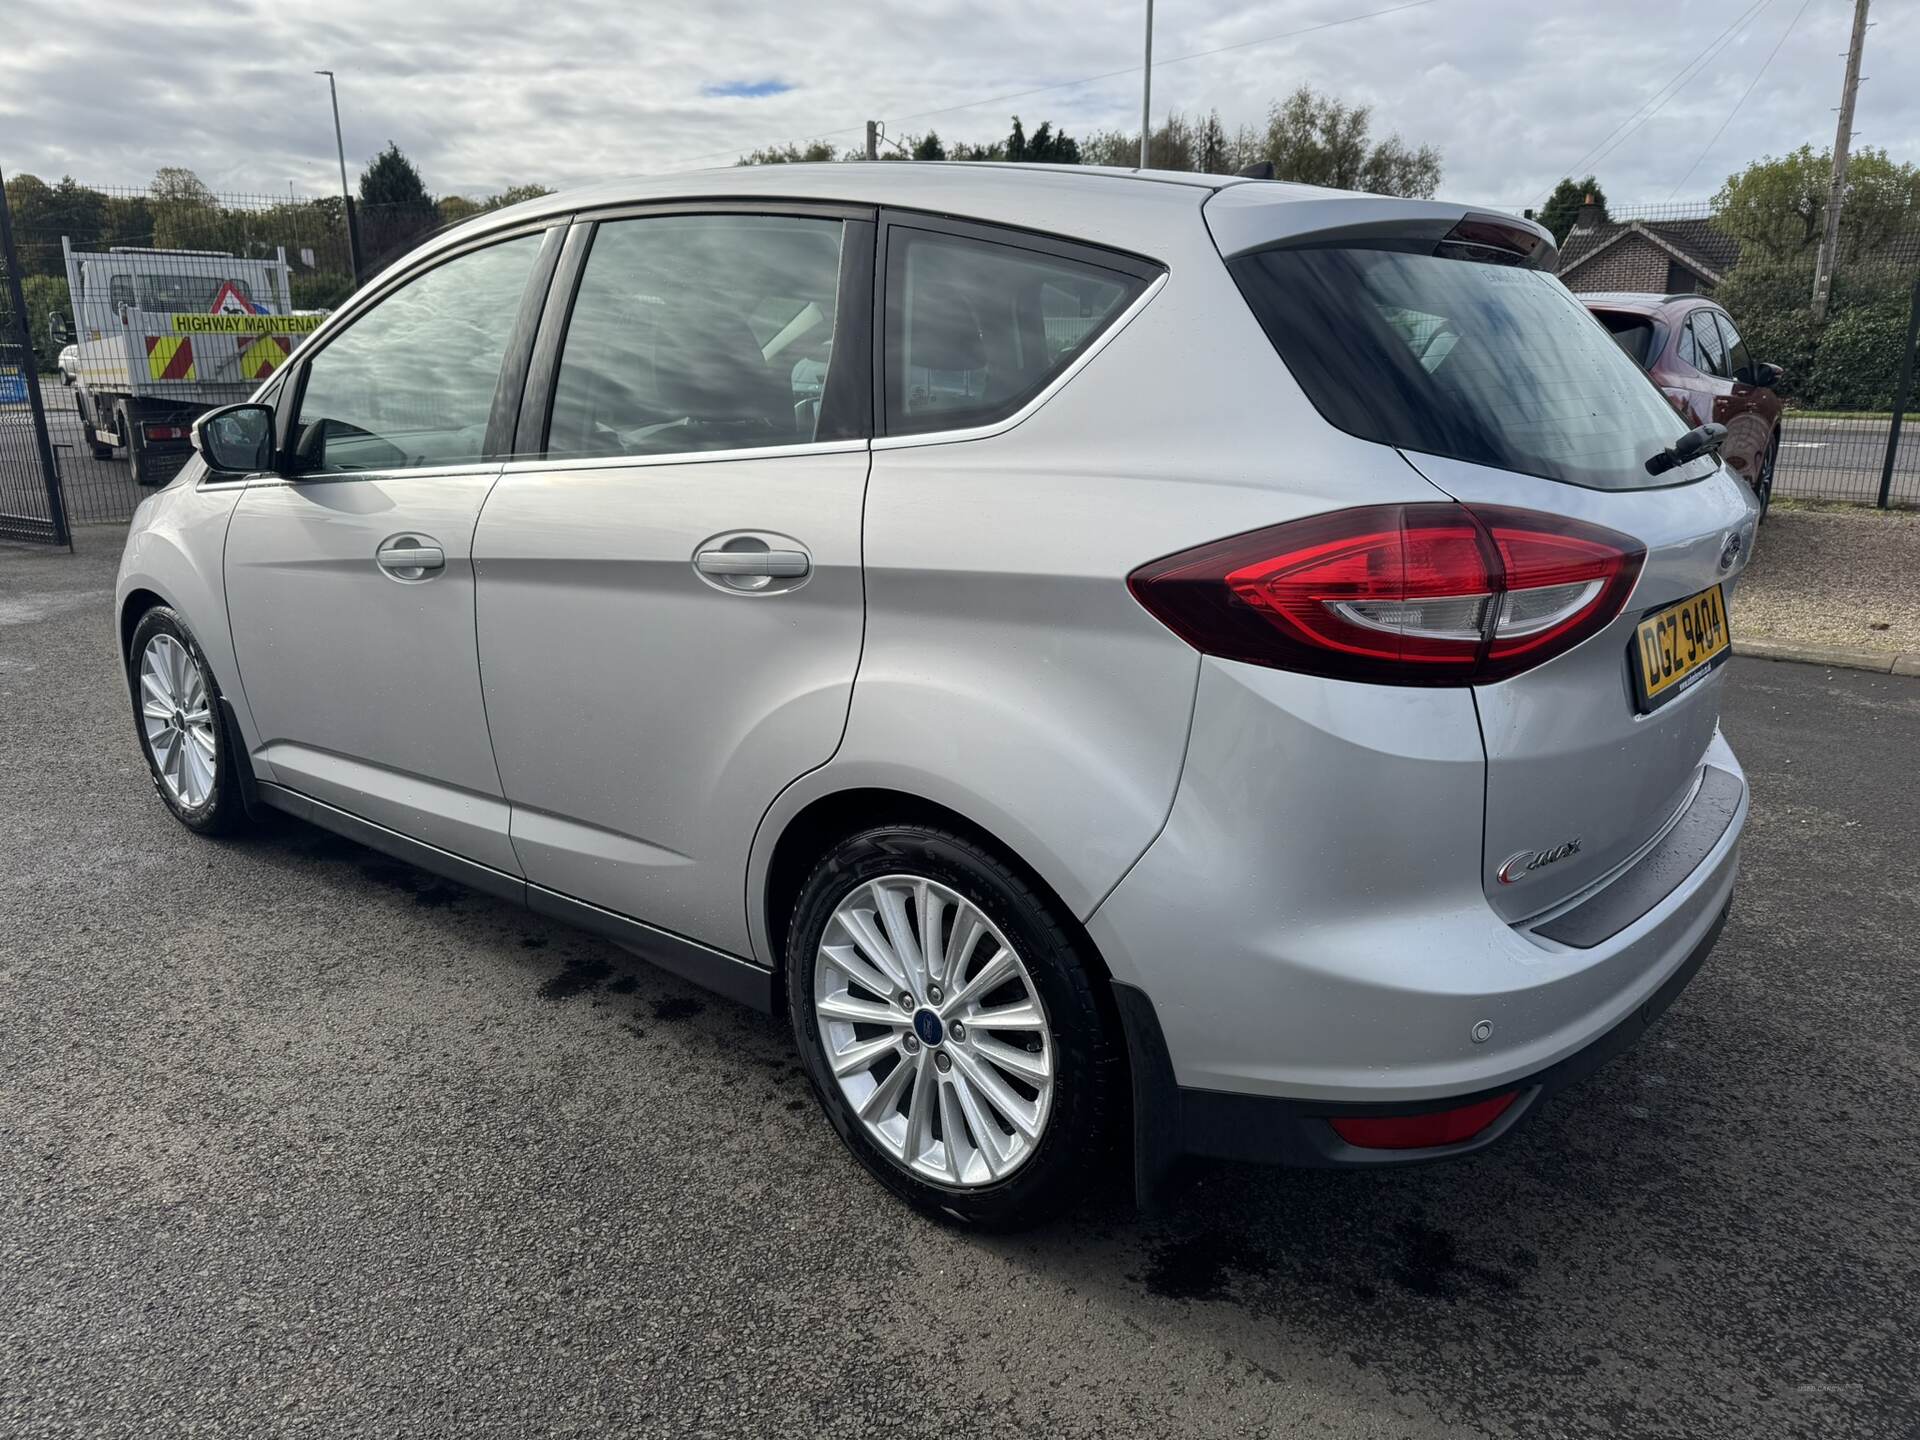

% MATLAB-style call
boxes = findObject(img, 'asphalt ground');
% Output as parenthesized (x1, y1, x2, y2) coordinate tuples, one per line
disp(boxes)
(2, 527, 1917, 1439)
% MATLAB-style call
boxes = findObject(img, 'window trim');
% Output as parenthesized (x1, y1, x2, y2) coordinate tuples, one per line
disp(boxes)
(871, 209, 1168, 447)
(273, 220, 565, 479)
(512, 201, 875, 466)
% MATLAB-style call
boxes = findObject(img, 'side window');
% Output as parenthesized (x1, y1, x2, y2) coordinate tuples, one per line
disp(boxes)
(109, 274, 135, 310)
(290, 233, 544, 474)
(546, 214, 847, 459)
(1676, 320, 1697, 369)
(1691, 314, 1728, 378)
(884, 227, 1150, 436)
(1715, 313, 1752, 378)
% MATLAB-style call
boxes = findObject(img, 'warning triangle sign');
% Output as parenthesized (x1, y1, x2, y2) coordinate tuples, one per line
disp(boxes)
(208, 281, 259, 316)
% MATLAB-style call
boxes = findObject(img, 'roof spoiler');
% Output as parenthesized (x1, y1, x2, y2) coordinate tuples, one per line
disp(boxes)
(1202, 190, 1558, 272)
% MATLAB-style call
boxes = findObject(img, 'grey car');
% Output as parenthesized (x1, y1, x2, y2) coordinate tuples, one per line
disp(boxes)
(116, 164, 1754, 1227)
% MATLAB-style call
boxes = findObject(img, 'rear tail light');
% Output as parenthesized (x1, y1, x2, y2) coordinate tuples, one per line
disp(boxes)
(141, 423, 188, 443)
(1328, 1092, 1519, 1150)
(1127, 503, 1644, 685)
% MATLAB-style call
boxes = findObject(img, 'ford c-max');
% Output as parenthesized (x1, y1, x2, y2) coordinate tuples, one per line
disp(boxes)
(117, 164, 1753, 1227)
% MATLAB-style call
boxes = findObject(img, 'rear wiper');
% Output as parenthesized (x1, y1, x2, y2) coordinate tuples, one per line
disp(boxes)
(1645, 422, 1727, 476)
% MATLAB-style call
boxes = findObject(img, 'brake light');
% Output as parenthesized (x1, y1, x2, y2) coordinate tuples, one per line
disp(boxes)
(141, 423, 187, 442)
(1127, 504, 1644, 685)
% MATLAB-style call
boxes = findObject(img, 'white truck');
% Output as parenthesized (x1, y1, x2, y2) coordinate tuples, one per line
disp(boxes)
(53, 242, 320, 485)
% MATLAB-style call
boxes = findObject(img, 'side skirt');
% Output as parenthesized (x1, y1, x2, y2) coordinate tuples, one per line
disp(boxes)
(253, 780, 775, 1012)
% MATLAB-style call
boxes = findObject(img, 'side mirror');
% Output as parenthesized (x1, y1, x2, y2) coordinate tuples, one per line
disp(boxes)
(191, 403, 275, 474)
(1738, 362, 1781, 388)
(48, 313, 70, 344)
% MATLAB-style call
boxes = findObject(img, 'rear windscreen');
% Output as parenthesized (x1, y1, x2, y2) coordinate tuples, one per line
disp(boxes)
(1596, 311, 1656, 368)
(1228, 246, 1710, 491)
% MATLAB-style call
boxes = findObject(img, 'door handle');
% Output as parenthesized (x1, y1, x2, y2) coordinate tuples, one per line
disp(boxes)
(695, 549, 809, 579)
(376, 540, 445, 574)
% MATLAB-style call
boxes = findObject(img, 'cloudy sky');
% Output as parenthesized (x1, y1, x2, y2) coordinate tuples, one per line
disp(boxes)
(5, 0, 1916, 211)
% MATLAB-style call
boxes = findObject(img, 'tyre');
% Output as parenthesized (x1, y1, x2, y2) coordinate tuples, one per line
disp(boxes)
(127, 607, 247, 834)
(1754, 434, 1776, 521)
(78, 393, 114, 459)
(786, 824, 1118, 1229)
(121, 404, 155, 486)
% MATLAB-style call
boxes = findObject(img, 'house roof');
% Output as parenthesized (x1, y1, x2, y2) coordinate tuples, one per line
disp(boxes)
(1558, 216, 1743, 281)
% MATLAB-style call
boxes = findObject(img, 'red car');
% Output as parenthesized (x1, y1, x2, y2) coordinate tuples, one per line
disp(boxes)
(1581, 293, 1783, 516)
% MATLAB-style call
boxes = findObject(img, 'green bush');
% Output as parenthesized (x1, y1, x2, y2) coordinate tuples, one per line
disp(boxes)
(19, 274, 71, 374)
(290, 271, 353, 312)
(1713, 256, 1916, 411)
(1808, 291, 1914, 411)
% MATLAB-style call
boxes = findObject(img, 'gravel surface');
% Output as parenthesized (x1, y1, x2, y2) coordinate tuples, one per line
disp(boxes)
(1737, 504, 1920, 654)
(4, 527, 1918, 1439)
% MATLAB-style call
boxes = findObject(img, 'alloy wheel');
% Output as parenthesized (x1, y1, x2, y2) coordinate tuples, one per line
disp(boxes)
(138, 633, 218, 809)
(813, 875, 1054, 1188)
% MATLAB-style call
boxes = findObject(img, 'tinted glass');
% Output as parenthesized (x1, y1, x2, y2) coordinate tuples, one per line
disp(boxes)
(1677, 320, 1697, 368)
(547, 215, 845, 458)
(292, 233, 542, 474)
(143, 275, 257, 310)
(884, 228, 1147, 436)
(1714, 312, 1752, 377)
(1691, 313, 1728, 377)
(1229, 246, 1704, 491)
(1596, 311, 1655, 369)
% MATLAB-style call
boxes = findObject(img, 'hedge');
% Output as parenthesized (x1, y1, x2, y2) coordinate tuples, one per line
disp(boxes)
(1712, 258, 1918, 413)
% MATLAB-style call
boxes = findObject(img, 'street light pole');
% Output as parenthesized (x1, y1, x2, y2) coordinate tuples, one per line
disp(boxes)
(1138, 0, 1154, 170)
(315, 69, 362, 286)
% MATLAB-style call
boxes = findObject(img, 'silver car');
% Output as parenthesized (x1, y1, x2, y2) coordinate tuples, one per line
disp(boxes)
(117, 165, 1753, 1228)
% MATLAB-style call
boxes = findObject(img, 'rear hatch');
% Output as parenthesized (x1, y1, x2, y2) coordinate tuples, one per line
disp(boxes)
(1211, 191, 1757, 921)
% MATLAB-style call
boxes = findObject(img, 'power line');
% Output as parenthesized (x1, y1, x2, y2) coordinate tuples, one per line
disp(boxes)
(656, 0, 1442, 171)
(1666, 0, 1813, 199)
(1542, 0, 1772, 204)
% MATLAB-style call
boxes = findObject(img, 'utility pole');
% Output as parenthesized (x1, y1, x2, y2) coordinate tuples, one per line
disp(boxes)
(316, 69, 362, 287)
(865, 121, 879, 162)
(1138, 0, 1155, 170)
(1811, 0, 1871, 322)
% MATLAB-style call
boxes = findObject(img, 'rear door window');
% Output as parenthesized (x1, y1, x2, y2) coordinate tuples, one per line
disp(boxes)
(1714, 312, 1752, 378)
(1691, 314, 1729, 378)
(1228, 244, 1706, 491)
(882, 226, 1152, 436)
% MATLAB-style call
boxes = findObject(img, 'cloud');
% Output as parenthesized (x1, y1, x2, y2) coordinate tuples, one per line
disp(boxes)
(704, 79, 795, 99)
(0, 0, 1913, 210)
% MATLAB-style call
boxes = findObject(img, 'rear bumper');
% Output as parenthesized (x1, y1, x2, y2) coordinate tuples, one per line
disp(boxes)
(1116, 895, 1728, 1180)
(1085, 657, 1747, 1202)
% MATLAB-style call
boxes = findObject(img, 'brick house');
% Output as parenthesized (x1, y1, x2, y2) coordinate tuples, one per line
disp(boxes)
(1556, 199, 1742, 295)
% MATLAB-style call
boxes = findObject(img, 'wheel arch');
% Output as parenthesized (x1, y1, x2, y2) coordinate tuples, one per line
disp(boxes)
(118, 586, 169, 665)
(756, 783, 1123, 1020)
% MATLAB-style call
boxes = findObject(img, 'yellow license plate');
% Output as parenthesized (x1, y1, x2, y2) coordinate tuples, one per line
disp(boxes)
(1634, 584, 1731, 709)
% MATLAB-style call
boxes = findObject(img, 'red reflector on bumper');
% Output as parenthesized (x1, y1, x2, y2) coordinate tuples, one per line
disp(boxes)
(1328, 1092, 1519, 1150)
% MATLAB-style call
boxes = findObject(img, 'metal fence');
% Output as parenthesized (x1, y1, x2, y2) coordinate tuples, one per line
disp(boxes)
(1, 175, 445, 537)
(1563, 201, 1920, 508)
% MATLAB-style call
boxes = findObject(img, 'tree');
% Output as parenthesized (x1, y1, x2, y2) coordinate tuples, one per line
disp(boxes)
(912, 131, 947, 162)
(1539, 176, 1608, 244)
(1713, 145, 1920, 261)
(736, 141, 841, 165)
(1250, 86, 1441, 198)
(486, 183, 553, 210)
(358, 142, 433, 208)
(149, 167, 221, 251)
